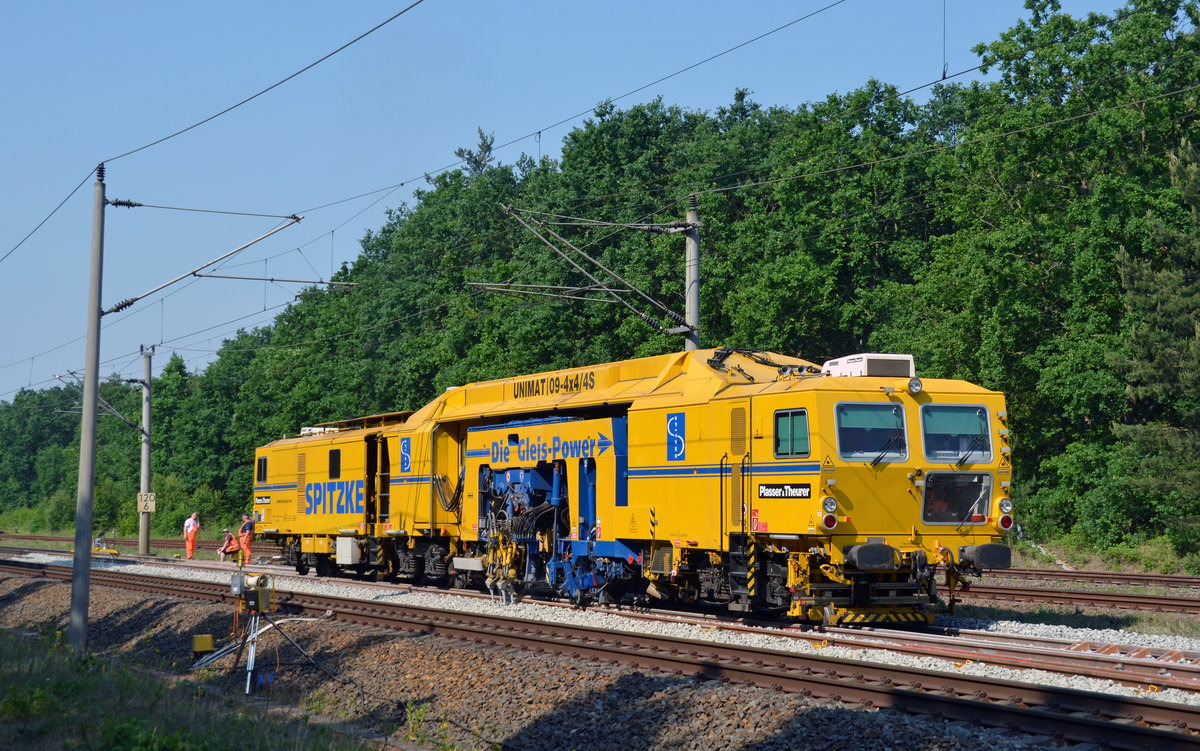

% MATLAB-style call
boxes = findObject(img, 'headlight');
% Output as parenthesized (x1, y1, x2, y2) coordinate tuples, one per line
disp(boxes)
(998, 499, 1013, 514)
(907, 377, 923, 394)
(822, 497, 837, 513)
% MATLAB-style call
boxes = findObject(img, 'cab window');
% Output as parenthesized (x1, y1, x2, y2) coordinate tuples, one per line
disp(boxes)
(329, 449, 341, 479)
(255, 456, 267, 483)
(921, 405, 991, 464)
(774, 409, 810, 457)
(835, 402, 907, 462)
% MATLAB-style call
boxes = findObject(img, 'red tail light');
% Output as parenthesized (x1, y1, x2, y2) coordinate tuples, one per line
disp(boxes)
(998, 514, 1013, 531)
(821, 514, 838, 531)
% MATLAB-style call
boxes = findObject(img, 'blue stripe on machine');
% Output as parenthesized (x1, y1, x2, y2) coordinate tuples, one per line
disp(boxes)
(253, 483, 297, 491)
(466, 448, 491, 458)
(628, 461, 820, 478)
(628, 465, 723, 477)
(757, 462, 821, 473)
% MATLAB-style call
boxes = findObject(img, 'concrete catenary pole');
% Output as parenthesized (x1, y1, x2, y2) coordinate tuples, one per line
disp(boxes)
(69, 164, 105, 653)
(138, 345, 153, 556)
(684, 194, 701, 351)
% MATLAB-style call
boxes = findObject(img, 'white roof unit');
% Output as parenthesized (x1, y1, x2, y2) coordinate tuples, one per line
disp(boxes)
(822, 353, 915, 378)
(299, 426, 340, 436)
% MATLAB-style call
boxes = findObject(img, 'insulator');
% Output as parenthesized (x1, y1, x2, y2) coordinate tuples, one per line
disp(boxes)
(104, 298, 136, 315)
(637, 313, 664, 332)
(96, 163, 105, 182)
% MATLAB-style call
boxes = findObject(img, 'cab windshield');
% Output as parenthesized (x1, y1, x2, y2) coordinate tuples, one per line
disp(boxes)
(835, 403, 907, 463)
(921, 405, 991, 464)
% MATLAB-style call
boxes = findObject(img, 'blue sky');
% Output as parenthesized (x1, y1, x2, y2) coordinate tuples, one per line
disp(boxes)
(0, 1, 1115, 401)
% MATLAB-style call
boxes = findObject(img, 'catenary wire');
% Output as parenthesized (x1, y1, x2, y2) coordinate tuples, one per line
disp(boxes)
(61, 98, 1200, 397)
(32, 91, 1195, 395)
(9, 69, 1194, 400)
(0, 2, 426, 269)
(4, 123, 1186, 411)
(694, 82, 1200, 198)
(101, 1, 427, 165)
(1, 3, 1182, 391)
(208, 78, 1200, 361)
(0, 0, 1160, 276)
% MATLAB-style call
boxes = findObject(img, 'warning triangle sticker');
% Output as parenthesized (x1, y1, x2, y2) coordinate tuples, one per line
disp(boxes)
(822, 455, 835, 471)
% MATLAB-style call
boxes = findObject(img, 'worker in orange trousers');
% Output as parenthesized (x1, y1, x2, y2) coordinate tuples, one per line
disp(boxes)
(237, 513, 254, 567)
(183, 512, 200, 559)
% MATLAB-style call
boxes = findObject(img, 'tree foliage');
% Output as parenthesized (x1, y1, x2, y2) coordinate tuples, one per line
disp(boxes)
(2, 0, 1199, 556)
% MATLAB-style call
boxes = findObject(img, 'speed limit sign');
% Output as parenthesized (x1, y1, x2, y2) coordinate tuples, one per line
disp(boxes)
(137, 492, 156, 513)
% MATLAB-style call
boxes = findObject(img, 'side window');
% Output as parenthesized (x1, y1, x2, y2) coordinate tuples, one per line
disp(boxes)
(255, 456, 268, 483)
(329, 449, 341, 479)
(773, 409, 810, 457)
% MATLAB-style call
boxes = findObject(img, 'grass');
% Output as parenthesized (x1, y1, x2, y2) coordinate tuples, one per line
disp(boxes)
(972, 538, 1200, 638)
(0, 527, 217, 560)
(1009, 535, 1200, 575)
(0, 630, 378, 751)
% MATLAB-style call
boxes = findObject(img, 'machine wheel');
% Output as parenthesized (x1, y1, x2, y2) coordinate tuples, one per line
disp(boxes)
(315, 555, 336, 577)
(296, 561, 310, 576)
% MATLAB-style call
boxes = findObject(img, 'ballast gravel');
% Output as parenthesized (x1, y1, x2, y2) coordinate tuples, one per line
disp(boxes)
(2, 552, 1196, 750)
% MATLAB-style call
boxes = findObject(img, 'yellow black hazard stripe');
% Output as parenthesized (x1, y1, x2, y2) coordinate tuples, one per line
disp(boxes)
(836, 609, 928, 625)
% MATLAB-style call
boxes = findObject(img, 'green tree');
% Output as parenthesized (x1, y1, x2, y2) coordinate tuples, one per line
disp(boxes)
(151, 353, 192, 479)
(0, 386, 78, 511)
(874, 0, 1200, 542)
(1108, 141, 1200, 551)
(453, 127, 496, 177)
(40, 487, 76, 531)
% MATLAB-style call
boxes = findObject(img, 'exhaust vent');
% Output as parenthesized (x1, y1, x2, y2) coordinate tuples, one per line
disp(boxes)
(822, 353, 915, 378)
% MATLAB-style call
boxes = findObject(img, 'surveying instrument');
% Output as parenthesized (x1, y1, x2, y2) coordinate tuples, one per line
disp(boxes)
(229, 572, 273, 694)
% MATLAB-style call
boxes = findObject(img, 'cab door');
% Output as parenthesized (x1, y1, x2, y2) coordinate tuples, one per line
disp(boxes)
(713, 399, 751, 540)
(749, 394, 819, 535)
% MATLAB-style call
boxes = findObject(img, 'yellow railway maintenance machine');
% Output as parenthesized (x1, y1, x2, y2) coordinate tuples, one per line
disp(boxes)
(253, 347, 1012, 624)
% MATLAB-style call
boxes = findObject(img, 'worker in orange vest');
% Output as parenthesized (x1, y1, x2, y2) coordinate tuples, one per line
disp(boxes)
(218, 529, 240, 563)
(237, 513, 254, 567)
(183, 512, 200, 560)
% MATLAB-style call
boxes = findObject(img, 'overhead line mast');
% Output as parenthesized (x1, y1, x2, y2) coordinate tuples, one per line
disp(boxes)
(68, 164, 106, 653)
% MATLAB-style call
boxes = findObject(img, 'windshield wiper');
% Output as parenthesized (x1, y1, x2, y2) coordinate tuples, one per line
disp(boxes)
(871, 431, 904, 467)
(956, 479, 989, 531)
(955, 432, 988, 467)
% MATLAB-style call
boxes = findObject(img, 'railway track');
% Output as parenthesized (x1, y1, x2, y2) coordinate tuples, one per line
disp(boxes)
(838, 624, 1200, 692)
(951, 582, 1200, 614)
(12, 533, 1200, 590)
(1, 533, 223, 553)
(13, 533, 1200, 618)
(6, 543, 1200, 692)
(2, 555, 1198, 749)
(989, 567, 1200, 590)
(592, 607, 1200, 694)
